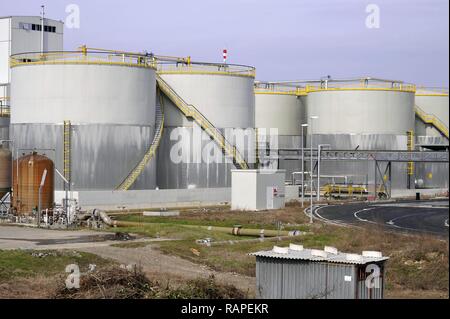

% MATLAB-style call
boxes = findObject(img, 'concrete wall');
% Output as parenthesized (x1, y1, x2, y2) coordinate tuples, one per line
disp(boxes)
(77, 187, 231, 210)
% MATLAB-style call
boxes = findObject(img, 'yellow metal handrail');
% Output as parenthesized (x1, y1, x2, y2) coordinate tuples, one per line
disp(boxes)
(304, 84, 416, 93)
(10, 48, 157, 69)
(156, 74, 249, 170)
(157, 63, 255, 78)
(116, 90, 165, 191)
(415, 105, 449, 139)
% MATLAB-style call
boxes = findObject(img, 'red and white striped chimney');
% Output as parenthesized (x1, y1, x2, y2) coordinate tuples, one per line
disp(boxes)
(223, 49, 228, 64)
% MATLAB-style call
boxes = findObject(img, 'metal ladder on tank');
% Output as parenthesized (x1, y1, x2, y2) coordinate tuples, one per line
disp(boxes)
(414, 105, 449, 139)
(116, 89, 165, 191)
(155, 74, 249, 170)
(63, 120, 71, 189)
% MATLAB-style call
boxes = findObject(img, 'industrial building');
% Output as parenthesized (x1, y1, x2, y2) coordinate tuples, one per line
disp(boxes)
(251, 245, 388, 299)
(0, 14, 448, 220)
(0, 16, 63, 141)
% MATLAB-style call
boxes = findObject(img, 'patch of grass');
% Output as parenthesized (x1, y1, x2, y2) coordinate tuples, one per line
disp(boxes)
(113, 203, 311, 232)
(0, 250, 111, 282)
(110, 241, 151, 249)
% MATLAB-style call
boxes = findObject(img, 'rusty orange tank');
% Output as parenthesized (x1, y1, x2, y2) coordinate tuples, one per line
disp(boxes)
(0, 145, 12, 199)
(12, 152, 54, 215)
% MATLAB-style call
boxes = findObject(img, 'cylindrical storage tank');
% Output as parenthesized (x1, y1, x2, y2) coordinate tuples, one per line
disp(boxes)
(12, 152, 54, 215)
(10, 50, 157, 190)
(254, 83, 306, 180)
(158, 62, 255, 189)
(305, 80, 416, 190)
(0, 145, 12, 199)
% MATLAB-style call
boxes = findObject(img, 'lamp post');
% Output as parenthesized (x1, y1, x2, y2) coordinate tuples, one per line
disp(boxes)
(309, 116, 318, 223)
(301, 124, 308, 207)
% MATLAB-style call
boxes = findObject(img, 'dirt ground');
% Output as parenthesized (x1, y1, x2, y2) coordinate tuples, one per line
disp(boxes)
(78, 245, 256, 297)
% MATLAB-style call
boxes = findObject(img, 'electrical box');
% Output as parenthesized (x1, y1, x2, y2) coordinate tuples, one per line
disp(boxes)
(231, 169, 286, 211)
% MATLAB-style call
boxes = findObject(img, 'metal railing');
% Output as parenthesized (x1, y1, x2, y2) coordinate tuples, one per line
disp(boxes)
(157, 62, 255, 78)
(116, 90, 166, 191)
(10, 47, 158, 69)
(415, 105, 449, 139)
(156, 74, 249, 169)
(254, 78, 416, 96)
(415, 86, 449, 96)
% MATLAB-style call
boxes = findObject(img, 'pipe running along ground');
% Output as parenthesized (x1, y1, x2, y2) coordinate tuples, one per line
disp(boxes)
(95, 210, 301, 238)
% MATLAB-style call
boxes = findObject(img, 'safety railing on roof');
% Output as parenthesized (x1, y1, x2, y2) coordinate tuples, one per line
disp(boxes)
(10, 46, 158, 69)
(415, 86, 449, 96)
(157, 62, 256, 78)
(254, 78, 416, 96)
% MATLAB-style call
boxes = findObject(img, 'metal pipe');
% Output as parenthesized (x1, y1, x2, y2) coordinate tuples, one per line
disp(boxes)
(40, 5, 45, 55)
(38, 169, 48, 227)
(309, 116, 318, 223)
(317, 144, 331, 201)
(301, 124, 308, 207)
(95, 211, 300, 237)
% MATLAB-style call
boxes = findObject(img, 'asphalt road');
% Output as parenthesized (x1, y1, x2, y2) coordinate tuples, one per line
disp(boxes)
(311, 200, 449, 237)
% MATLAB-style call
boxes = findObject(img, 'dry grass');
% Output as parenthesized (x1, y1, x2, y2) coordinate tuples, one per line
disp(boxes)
(54, 265, 247, 299)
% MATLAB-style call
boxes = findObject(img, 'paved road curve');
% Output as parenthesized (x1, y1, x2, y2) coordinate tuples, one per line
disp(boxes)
(311, 200, 449, 237)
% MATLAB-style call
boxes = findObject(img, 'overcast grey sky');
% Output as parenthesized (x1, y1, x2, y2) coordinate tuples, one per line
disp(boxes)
(2, 0, 448, 86)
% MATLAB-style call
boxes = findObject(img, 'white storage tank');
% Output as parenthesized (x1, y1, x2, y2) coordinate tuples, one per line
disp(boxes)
(157, 62, 255, 189)
(10, 49, 157, 190)
(304, 78, 416, 190)
(254, 82, 306, 180)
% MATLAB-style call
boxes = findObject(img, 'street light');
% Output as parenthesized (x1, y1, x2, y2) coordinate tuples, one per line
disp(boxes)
(317, 144, 331, 201)
(301, 124, 308, 207)
(309, 116, 318, 223)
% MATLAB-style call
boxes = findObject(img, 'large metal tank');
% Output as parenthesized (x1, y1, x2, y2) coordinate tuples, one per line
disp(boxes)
(10, 50, 157, 190)
(254, 82, 306, 179)
(12, 152, 54, 215)
(157, 62, 255, 189)
(305, 78, 416, 190)
(0, 145, 12, 199)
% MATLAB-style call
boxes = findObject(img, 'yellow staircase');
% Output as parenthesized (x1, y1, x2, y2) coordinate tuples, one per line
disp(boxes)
(415, 105, 449, 139)
(156, 74, 249, 170)
(116, 89, 165, 190)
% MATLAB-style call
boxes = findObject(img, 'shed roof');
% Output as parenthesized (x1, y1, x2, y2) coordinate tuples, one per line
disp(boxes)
(250, 245, 389, 265)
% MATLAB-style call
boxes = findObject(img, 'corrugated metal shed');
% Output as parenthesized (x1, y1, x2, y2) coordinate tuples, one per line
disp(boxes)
(251, 245, 388, 299)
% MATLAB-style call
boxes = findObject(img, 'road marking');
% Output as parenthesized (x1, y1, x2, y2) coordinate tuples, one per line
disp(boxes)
(353, 208, 377, 223)
(445, 219, 449, 227)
